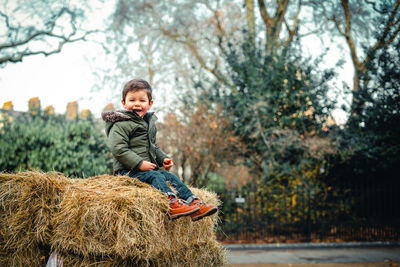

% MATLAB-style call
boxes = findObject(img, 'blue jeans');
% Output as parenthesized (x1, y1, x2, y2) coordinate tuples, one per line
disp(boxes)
(118, 170, 196, 201)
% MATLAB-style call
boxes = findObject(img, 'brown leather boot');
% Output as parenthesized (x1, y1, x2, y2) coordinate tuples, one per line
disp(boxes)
(189, 199, 218, 221)
(168, 198, 200, 220)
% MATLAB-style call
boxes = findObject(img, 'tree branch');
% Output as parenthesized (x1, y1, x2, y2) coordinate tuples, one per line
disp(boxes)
(245, 0, 256, 40)
(257, 0, 272, 27)
(366, 0, 400, 65)
(148, 4, 234, 88)
(365, 0, 389, 13)
(0, 10, 17, 31)
(284, 0, 301, 46)
(0, 5, 96, 66)
(0, 30, 98, 65)
(257, 118, 276, 164)
(273, 0, 290, 39)
(0, 31, 52, 50)
(341, 0, 361, 69)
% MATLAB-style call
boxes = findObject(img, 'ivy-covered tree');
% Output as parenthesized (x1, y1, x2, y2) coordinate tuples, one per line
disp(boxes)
(197, 37, 338, 186)
(318, 22, 400, 226)
(334, 28, 400, 186)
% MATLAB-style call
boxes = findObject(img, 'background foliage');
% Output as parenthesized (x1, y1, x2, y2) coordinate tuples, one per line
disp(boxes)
(0, 111, 111, 177)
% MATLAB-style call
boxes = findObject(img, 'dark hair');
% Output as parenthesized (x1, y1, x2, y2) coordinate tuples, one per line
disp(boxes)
(122, 79, 152, 102)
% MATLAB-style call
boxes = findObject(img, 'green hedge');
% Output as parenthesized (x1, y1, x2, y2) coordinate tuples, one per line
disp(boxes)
(0, 113, 111, 177)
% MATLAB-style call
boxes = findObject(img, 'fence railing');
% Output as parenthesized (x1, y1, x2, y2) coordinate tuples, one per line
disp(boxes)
(215, 182, 400, 243)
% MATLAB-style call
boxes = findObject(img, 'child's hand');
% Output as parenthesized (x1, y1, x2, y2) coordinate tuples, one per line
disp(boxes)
(163, 158, 174, 171)
(139, 161, 157, 171)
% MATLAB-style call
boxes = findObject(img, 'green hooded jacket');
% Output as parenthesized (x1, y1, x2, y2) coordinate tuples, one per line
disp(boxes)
(102, 110, 169, 173)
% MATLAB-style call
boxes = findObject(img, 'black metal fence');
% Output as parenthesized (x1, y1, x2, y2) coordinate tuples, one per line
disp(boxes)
(215, 182, 400, 243)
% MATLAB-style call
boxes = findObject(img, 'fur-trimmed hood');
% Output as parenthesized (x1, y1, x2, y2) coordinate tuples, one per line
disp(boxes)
(102, 110, 131, 123)
(102, 110, 137, 137)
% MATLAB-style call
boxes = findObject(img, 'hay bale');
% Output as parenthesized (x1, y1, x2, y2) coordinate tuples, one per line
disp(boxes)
(51, 175, 169, 259)
(0, 172, 68, 258)
(0, 171, 226, 266)
(0, 246, 48, 267)
(60, 241, 225, 267)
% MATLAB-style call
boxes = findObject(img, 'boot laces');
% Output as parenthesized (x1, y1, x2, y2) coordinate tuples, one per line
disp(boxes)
(172, 198, 186, 207)
(192, 199, 205, 206)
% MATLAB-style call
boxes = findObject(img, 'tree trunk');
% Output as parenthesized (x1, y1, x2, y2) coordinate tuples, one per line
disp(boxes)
(257, 0, 293, 54)
(245, 0, 256, 41)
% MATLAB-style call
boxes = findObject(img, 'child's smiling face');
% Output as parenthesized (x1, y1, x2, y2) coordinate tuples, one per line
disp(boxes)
(122, 89, 153, 117)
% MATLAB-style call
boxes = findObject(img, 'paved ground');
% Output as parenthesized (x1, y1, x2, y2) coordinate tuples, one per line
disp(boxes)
(226, 247, 400, 266)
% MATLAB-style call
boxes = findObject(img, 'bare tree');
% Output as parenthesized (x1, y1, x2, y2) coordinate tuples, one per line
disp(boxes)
(157, 104, 245, 187)
(0, 0, 99, 66)
(109, 0, 307, 89)
(310, 0, 400, 116)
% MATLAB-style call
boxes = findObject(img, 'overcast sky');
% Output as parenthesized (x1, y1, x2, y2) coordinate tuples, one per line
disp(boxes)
(0, 40, 113, 116)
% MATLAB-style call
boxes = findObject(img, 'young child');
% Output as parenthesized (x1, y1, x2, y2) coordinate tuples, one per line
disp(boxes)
(102, 78, 217, 221)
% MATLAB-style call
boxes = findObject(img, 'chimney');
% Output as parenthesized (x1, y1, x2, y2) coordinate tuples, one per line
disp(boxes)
(2, 101, 13, 110)
(28, 97, 40, 115)
(103, 103, 115, 112)
(80, 109, 92, 119)
(44, 105, 55, 115)
(66, 101, 78, 120)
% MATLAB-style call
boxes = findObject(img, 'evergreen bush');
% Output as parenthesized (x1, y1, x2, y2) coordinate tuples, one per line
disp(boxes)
(0, 112, 111, 177)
